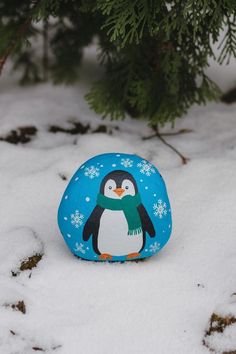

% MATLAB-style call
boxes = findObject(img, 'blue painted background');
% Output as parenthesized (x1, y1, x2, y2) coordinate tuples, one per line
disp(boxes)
(58, 153, 172, 261)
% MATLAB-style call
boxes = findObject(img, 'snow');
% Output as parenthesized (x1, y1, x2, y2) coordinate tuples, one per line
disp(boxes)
(0, 45, 236, 354)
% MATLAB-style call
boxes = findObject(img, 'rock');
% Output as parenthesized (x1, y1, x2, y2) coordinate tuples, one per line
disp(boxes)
(58, 153, 172, 262)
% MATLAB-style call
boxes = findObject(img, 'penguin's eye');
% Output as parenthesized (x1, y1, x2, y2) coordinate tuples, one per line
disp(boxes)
(108, 186, 112, 190)
(125, 186, 129, 190)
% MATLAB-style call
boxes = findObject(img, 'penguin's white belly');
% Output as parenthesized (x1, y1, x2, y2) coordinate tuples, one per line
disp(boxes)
(98, 210, 143, 256)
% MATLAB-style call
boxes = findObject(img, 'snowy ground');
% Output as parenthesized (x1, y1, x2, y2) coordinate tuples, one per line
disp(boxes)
(0, 46, 236, 354)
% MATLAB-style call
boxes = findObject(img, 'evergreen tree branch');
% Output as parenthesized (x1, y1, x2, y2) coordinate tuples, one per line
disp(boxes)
(0, 0, 235, 126)
(42, 18, 49, 81)
(0, 0, 40, 75)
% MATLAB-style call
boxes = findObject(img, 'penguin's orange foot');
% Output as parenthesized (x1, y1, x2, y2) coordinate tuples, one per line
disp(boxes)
(127, 252, 140, 259)
(99, 253, 112, 260)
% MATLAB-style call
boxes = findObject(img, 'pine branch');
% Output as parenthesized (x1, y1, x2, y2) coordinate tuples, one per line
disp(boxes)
(0, 0, 40, 75)
(42, 18, 49, 81)
(218, 14, 236, 64)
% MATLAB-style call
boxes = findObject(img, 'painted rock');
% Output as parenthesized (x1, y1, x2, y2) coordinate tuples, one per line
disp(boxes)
(58, 153, 172, 262)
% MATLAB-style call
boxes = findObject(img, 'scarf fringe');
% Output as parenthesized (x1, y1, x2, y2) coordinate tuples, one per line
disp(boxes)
(128, 227, 142, 236)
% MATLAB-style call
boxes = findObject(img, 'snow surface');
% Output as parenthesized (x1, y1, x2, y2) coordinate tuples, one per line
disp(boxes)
(0, 45, 236, 354)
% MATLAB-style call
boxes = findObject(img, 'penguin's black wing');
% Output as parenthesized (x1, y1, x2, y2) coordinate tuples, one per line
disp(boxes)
(83, 206, 104, 255)
(137, 204, 155, 237)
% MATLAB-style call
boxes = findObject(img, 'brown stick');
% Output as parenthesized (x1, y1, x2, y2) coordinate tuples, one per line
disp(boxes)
(161, 128, 193, 136)
(0, 1, 40, 75)
(143, 124, 189, 165)
(143, 128, 193, 139)
(156, 131, 189, 165)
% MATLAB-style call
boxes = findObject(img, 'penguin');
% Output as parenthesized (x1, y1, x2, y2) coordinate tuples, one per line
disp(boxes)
(83, 170, 155, 260)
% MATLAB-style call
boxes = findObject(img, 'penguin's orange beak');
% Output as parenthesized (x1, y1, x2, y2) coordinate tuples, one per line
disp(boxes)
(113, 188, 125, 197)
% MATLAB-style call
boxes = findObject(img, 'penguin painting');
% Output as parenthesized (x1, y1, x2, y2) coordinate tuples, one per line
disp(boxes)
(83, 170, 155, 260)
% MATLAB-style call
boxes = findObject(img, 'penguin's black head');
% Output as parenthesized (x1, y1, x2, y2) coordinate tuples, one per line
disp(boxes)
(100, 170, 138, 199)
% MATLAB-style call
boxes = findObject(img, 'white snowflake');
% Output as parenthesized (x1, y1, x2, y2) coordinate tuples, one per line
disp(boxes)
(149, 242, 160, 253)
(84, 165, 100, 179)
(71, 210, 84, 228)
(121, 158, 133, 168)
(153, 199, 167, 218)
(137, 160, 155, 176)
(74, 242, 86, 254)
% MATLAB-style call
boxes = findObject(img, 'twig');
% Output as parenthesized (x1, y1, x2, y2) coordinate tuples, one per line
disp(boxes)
(156, 131, 189, 164)
(143, 128, 193, 139)
(0, 1, 40, 75)
(161, 128, 193, 136)
(143, 124, 189, 165)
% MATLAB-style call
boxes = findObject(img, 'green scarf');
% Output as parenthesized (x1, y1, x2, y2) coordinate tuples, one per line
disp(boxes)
(97, 193, 142, 236)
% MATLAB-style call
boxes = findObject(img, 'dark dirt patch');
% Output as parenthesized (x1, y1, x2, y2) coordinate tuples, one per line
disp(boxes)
(221, 87, 236, 104)
(32, 345, 62, 352)
(12, 253, 43, 276)
(49, 120, 119, 136)
(92, 124, 119, 134)
(205, 313, 236, 336)
(203, 313, 236, 352)
(92, 124, 108, 134)
(92, 124, 112, 134)
(32, 347, 45, 352)
(9, 330, 61, 352)
(52, 345, 62, 351)
(32, 345, 61, 352)
(0, 126, 37, 144)
(49, 121, 90, 135)
(4, 300, 26, 314)
(11, 300, 26, 314)
(59, 173, 67, 181)
(197, 283, 205, 288)
(20, 254, 42, 271)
